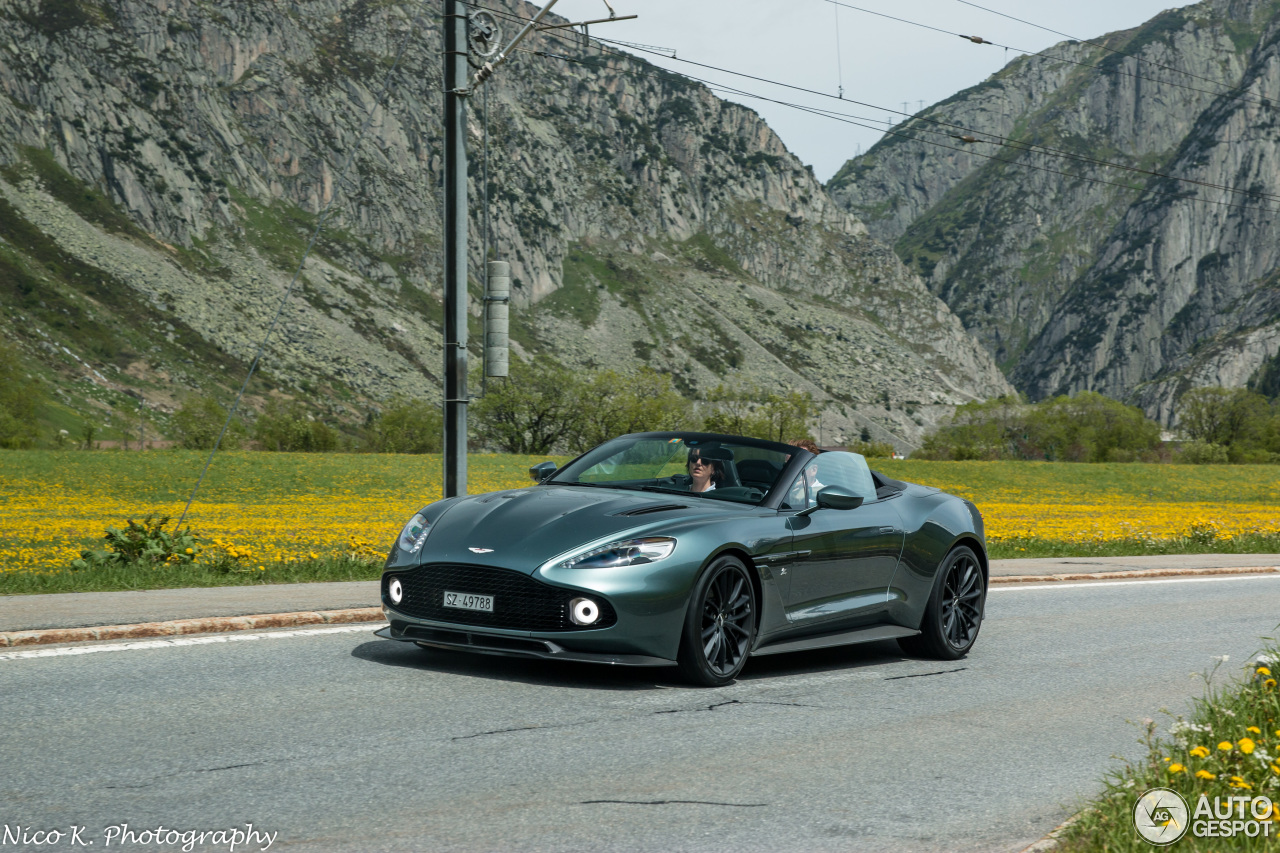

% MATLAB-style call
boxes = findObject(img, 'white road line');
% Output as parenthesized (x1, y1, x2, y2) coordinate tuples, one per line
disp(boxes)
(991, 574, 1280, 593)
(0, 623, 386, 662)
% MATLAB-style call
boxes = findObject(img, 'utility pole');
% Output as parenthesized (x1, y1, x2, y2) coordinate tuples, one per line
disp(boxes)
(443, 0, 468, 498)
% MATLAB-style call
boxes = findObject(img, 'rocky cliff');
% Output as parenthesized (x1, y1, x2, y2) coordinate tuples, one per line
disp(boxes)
(0, 0, 1011, 448)
(828, 0, 1280, 423)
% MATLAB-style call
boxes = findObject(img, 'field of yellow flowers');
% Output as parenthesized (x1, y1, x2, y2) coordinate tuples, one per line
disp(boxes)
(1, 453, 1278, 575)
(0, 450, 555, 574)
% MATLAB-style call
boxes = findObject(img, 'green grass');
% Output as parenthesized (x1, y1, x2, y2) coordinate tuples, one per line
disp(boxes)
(987, 532, 1280, 560)
(1055, 649, 1280, 852)
(0, 555, 385, 595)
(2, 454, 1279, 594)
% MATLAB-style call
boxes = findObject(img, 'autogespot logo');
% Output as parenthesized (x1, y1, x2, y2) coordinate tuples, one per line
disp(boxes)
(1134, 788, 1189, 845)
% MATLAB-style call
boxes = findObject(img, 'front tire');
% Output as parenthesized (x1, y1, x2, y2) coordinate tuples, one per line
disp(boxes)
(677, 555, 757, 686)
(898, 545, 985, 660)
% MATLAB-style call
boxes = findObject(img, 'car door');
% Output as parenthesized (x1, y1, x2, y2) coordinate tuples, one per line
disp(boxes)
(780, 452, 905, 629)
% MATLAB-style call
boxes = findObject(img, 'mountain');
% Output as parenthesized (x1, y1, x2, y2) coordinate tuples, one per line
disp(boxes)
(0, 0, 1011, 450)
(828, 0, 1280, 423)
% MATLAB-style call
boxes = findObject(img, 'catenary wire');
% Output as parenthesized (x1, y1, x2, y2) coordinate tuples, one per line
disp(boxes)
(465, 3, 1280, 205)
(490, 21, 1280, 216)
(820, 0, 1274, 110)
(952, 0, 1263, 97)
(583, 33, 1280, 208)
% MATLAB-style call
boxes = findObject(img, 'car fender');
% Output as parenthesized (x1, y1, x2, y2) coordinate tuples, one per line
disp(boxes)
(886, 493, 986, 628)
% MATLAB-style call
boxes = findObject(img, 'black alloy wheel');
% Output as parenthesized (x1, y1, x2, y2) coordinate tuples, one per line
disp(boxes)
(677, 556, 757, 686)
(899, 545, 985, 660)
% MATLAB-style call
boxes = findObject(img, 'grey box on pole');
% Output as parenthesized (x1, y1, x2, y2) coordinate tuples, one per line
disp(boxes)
(485, 260, 510, 377)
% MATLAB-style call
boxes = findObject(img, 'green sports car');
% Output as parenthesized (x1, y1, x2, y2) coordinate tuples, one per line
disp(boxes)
(375, 432, 987, 686)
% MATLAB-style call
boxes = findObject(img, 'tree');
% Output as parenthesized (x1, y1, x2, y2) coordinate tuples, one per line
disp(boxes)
(1026, 392, 1160, 462)
(171, 396, 244, 450)
(565, 368, 692, 452)
(701, 383, 817, 442)
(917, 392, 1160, 462)
(252, 398, 339, 452)
(471, 357, 582, 454)
(0, 341, 41, 449)
(369, 396, 443, 454)
(1179, 387, 1270, 450)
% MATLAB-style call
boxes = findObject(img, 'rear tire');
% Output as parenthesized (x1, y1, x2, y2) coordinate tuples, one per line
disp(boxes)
(898, 545, 985, 660)
(677, 556, 757, 686)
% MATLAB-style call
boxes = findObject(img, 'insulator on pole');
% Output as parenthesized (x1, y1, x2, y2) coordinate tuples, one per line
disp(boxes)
(485, 260, 510, 378)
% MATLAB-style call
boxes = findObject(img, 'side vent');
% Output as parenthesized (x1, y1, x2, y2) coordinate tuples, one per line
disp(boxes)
(614, 504, 689, 517)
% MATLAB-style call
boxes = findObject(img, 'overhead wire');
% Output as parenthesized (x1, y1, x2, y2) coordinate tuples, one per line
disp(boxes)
(465, 3, 1280, 215)
(534, 42, 1280, 217)
(952, 0, 1264, 98)
(821, 0, 1274, 111)
(573, 32, 1280, 208)
(463, 0, 1280, 210)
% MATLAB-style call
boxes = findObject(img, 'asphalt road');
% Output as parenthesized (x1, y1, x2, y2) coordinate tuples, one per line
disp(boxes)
(2, 574, 1278, 853)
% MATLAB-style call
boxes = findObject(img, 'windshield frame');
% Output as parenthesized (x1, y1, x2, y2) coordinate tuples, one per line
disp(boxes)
(545, 431, 813, 509)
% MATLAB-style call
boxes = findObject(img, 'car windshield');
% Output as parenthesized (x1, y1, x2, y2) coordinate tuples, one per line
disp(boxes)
(548, 433, 796, 505)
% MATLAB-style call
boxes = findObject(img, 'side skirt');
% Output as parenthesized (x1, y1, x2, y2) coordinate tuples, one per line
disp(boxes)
(750, 624, 919, 657)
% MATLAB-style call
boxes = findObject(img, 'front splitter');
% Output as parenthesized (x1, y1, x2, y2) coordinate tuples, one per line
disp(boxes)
(373, 625, 672, 667)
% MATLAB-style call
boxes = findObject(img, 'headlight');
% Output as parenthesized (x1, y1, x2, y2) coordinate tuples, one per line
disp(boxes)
(558, 537, 676, 570)
(397, 512, 431, 554)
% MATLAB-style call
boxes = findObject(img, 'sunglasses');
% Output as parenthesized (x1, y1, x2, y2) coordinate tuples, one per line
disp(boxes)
(687, 457, 710, 467)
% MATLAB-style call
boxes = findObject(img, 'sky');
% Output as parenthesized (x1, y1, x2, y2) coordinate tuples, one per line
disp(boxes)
(541, 0, 1195, 182)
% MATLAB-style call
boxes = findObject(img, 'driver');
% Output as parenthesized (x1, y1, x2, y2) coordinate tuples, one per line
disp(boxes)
(685, 447, 724, 493)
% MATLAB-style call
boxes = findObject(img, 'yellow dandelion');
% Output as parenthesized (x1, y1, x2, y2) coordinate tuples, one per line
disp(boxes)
(1247, 726, 1262, 734)
(1266, 679, 1277, 689)
(1195, 770, 1215, 780)
(1258, 667, 1273, 676)
(1190, 746, 1210, 758)
(1239, 738, 1256, 754)
(1229, 776, 1252, 790)
(1219, 741, 1235, 752)
(1168, 763, 1186, 774)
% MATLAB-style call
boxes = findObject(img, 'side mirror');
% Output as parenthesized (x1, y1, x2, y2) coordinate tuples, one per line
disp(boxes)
(529, 461, 557, 483)
(797, 487, 864, 516)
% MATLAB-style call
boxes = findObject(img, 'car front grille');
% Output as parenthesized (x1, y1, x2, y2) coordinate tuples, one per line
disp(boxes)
(385, 563, 617, 632)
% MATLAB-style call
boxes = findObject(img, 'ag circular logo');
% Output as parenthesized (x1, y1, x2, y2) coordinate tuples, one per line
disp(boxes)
(1134, 787, 1189, 845)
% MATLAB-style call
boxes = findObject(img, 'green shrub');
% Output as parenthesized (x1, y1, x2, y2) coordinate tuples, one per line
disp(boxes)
(369, 396, 443, 454)
(850, 440, 895, 458)
(71, 514, 201, 570)
(918, 392, 1161, 462)
(1176, 441, 1229, 465)
(252, 398, 339, 452)
(170, 395, 244, 450)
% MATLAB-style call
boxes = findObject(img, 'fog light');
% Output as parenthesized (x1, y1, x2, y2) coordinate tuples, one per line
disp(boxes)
(569, 597, 599, 626)
(388, 577, 404, 605)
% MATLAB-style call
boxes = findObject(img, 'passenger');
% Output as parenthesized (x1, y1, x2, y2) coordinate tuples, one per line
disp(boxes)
(686, 447, 724, 493)
(786, 438, 824, 506)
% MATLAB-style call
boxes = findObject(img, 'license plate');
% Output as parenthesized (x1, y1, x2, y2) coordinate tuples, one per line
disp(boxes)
(443, 591, 494, 612)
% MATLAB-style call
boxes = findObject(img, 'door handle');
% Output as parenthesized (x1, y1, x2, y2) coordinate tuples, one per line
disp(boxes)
(880, 526, 902, 535)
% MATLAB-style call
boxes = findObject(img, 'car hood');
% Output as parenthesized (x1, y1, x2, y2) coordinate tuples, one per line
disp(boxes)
(415, 485, 738, 573)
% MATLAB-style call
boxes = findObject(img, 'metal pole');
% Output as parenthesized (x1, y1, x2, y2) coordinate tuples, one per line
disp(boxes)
(481, 82, 489, 398)
(443, 0, 468, 497)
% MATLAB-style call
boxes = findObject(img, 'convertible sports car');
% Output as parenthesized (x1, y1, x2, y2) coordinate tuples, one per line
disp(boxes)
(376, 432, 987, 686)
